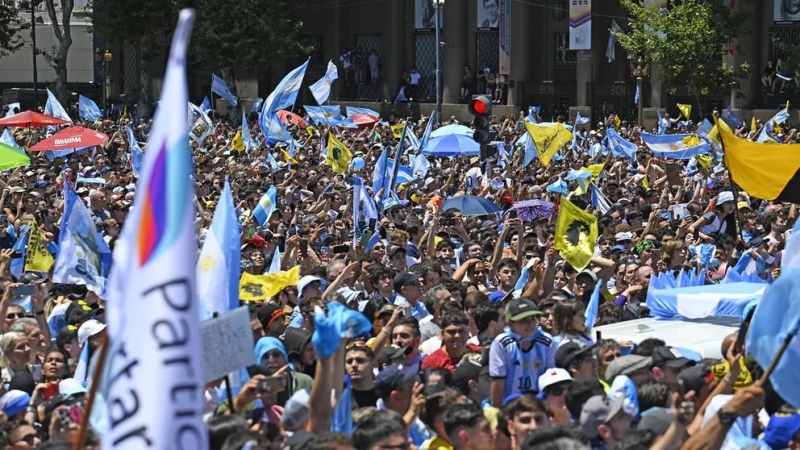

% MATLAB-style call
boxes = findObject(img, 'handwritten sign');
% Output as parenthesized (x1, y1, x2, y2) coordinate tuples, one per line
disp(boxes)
(200, 306, 254, 382)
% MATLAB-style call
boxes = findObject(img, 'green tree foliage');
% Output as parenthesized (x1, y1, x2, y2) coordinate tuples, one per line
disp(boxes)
(191, 0, 310, 118)
(0, 2, 28, 59)
(614, 0, 751, 116)
(90, 0, 181, 115)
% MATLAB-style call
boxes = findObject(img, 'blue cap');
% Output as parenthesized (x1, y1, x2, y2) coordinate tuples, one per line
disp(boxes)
(764, 412, 800, 450)
(375, 362, 420, 399)
(100, 166, 111, 173)
(34, 180, 47, 188)
(488, 290, 506, 303)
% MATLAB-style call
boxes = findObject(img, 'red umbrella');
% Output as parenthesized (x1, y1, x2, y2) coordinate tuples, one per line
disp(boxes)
(350, 113, 379, 127)
(28, 126, 108, 152)
(276, 109, 307, 128)
(0, 110, 70, 128)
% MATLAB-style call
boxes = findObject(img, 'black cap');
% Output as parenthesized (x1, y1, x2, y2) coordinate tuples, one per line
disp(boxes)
(504, 298, 542, 322)
(393, 271, 420, 293)
(376, 344, 412, 368)
(65, 300, 103, 326)
(556, 342, 597, 369)
(257, 303, 285, 329)
(651, 346, 695, 369)
(388, 245, 407, 258)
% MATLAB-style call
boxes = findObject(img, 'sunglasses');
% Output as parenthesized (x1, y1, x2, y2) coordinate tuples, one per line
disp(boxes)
(6, 312, 25, 320)
(547, 386, 566, 396)
(604, 353, 622, 363)
(15, 433, 37, 444)
(373, 246, 385, 250)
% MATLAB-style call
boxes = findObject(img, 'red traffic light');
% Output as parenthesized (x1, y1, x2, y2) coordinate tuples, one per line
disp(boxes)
(469, 96, 492, 116)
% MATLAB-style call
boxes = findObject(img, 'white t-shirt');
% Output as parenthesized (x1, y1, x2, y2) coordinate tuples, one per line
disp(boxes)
(465, 167, 482, 194)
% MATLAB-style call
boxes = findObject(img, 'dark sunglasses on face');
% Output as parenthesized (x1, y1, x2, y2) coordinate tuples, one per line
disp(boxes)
(6, 312, 25, 320)
(604, 353, 622, 363)
(547, 386, 566, 396)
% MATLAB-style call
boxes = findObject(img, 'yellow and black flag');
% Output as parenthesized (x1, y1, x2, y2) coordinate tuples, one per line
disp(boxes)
(719, 124, 800, 203)
(554, 199, 598, 271)
(326, 132, 353, 174)
(524, 121, 573, 166)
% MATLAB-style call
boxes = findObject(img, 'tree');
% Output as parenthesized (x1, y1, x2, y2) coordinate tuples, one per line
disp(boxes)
(40, 0, 74, 106)
(90, 0, 180, 117)
(614, 0, 752, 117)
(0, 2, 28, 58)
(191, 0, 310, 120)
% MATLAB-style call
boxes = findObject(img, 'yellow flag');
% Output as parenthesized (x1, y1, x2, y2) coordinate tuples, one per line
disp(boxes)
(524, 122, 573, 166)
(677, 103, 692, 119)
(306, 126, 317, 136)
(25, 224, 54, 273)
(773, 120, 783, 135)
(695, 154, 713, 170)
(391, 122, 405, 139)
(613, 114, 621, 128)
(719, 124, 800, 203)
(281, 150, 298, 164)
(326, 132, 353, 174)
(682, 134, 700, 147)
(642, 176, 650, 189)
(239, 266, 301, 302)
(231, 130, 245, 152)
(707, 125, 721, 146)
(751, 116, 757, 131)
(554, 199, 598, 271)
(585, 163, 604, 180)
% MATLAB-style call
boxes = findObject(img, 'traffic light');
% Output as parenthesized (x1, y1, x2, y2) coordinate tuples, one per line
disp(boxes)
(468, 95, 495, 159)
(469, 95, 492, 144)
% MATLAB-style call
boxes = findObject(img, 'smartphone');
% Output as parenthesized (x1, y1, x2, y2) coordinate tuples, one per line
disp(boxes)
(332, 244, 350, 254)
(441, 218, 455, 226)
(509, 209, 518, 220)
(360, 229, 373, 247)
(299, 239, 308, 258)
(276, 236, 286, 252)
(595, 330, 602, 342)
(257, 374, 287, 394)
(42, 382, 60, 401)
(367, 218, 377, 231)
(650, 249, 662, 270)
(12, 284, 35, 297)
(11, 250, 22, 259)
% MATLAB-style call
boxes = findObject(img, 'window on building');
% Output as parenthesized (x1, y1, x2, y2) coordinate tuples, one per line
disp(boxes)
(555, 32, 577, 64)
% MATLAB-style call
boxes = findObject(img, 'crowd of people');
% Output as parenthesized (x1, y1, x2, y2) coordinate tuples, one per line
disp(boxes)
(0, 96, 794, 450)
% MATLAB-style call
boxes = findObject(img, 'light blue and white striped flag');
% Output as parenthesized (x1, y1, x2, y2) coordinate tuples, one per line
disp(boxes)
(211, 74, 238, 107)
(78, 95, 102, 121)
(309, 60, 338, 105)
(197, 178, 240, 320)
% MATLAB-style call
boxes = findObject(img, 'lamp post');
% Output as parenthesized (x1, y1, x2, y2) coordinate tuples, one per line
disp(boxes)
(95, 48, 113, 116)
(434, 0, 444, 125)
(31, 1, 38, 110)
(630, 55, 650, 128)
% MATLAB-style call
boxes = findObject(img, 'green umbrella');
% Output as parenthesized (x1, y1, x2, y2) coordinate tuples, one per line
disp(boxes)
(0, 142, 30, 171)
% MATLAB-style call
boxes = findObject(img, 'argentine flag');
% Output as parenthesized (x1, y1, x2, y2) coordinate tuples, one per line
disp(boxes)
(253, 185, 278, 226)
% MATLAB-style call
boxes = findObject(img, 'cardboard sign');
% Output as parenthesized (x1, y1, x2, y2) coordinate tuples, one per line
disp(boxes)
(201, 306, 254, 382)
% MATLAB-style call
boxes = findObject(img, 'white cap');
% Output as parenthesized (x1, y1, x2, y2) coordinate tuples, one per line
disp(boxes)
(77, 319, 106, 347)
(538, 368, 573, 392)
(59, 378, 88, 397)
(297, 275, 323, 300)
(716, 191, 734, 205)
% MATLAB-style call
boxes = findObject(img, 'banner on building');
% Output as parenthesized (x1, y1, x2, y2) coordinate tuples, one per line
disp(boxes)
(478, 0, 499, 29)
(775, 0, 800, 24)
(499, 0, 510, 74)
(569, 0, 591, 50)
(416, 0, 437, 30)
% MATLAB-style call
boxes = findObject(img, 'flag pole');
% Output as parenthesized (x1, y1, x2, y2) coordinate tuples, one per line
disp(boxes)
(72, 334, 109, 450)
(716, 119, 743, 244)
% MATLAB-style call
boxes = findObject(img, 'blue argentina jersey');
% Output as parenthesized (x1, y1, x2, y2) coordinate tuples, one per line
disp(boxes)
(489, 331, 557, 399)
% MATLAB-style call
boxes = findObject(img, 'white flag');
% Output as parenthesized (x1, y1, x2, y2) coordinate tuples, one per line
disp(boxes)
(103, 9, 208, 450)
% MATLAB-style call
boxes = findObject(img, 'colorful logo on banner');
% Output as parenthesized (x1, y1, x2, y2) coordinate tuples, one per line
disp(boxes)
(569, 0, 592, 50)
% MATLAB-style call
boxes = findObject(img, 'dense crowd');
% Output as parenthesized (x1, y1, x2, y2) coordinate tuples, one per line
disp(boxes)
(0, 98, 795, 450)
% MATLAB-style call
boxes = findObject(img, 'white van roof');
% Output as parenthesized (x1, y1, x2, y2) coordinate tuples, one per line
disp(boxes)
(594, 316, 741, 359)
